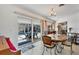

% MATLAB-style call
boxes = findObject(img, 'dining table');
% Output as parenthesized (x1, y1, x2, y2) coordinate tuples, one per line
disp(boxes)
(47, 34, 67, 54)
(47, 34, 67, 42)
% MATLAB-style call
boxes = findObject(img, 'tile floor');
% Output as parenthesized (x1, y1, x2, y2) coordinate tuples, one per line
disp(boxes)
(22, 40, 79, 55)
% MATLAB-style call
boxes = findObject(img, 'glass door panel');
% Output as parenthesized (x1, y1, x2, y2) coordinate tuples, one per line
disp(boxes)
(18, 23, 32, 46)
(33, 19, 41, 42)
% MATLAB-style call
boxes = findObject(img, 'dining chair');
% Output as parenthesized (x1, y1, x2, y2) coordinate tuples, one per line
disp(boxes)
(61, 33, 74, 55)
(42, 36, 56, 55)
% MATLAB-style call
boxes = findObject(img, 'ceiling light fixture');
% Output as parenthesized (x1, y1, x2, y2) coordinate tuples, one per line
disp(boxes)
(48, 4, 65, 17)
(49, 8, 56, 16)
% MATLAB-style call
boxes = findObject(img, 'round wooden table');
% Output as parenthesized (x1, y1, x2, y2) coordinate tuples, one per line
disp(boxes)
(47, 34, 67, 55)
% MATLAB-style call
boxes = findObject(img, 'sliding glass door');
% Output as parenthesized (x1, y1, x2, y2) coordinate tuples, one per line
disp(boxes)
(18, 23, 32, 46)
(32, 19, 41, 43)
(18, 17, 42, 46)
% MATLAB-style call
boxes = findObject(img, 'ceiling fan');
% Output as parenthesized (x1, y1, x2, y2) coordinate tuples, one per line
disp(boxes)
(59, 4, 65, 7)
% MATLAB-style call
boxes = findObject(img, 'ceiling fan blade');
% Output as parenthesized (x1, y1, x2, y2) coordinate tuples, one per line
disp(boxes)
(59, 4, 64, 7)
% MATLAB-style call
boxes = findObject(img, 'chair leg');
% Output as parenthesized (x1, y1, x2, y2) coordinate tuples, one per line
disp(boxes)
(42, 46, 45, 55)
(50, 48, 52, 55)
(46, 47, 48, 52)
(55, 43, 64, 55)
(54, 45, 57, 55)
(71, 42, 72, 55)
(61, 45, 64, 55)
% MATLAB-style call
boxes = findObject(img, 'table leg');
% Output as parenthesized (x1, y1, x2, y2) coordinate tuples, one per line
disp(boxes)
(54, 44, 57, 55)
(71, 42, 72, 55)
(42, 46, 45, 55)
(54, 42, 64, 55)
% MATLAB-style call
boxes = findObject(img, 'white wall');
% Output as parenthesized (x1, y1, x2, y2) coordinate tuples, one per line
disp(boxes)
(68, 13, 79, 33)
(0, 5, 18, 49)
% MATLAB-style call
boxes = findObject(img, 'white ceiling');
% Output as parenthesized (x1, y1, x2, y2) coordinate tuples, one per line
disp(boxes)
(16, 4, 79, 20)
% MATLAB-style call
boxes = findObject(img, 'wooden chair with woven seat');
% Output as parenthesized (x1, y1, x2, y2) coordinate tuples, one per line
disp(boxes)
(42, 36, 56, 55)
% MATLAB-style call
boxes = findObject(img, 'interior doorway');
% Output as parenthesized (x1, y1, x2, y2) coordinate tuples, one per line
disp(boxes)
(58, 21, 67, 35)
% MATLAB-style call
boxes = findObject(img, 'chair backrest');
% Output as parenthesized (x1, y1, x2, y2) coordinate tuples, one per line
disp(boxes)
(5, 37, 17, 52)
(42, 36, 52, 45)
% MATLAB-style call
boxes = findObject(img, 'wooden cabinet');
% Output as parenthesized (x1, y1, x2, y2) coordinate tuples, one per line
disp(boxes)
(0, 36, 21, 55)
(0, 36, 9, 51)
(0, 49, 21, 55)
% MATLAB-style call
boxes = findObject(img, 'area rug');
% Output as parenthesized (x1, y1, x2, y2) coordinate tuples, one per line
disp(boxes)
(18, 42, 35, 53)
